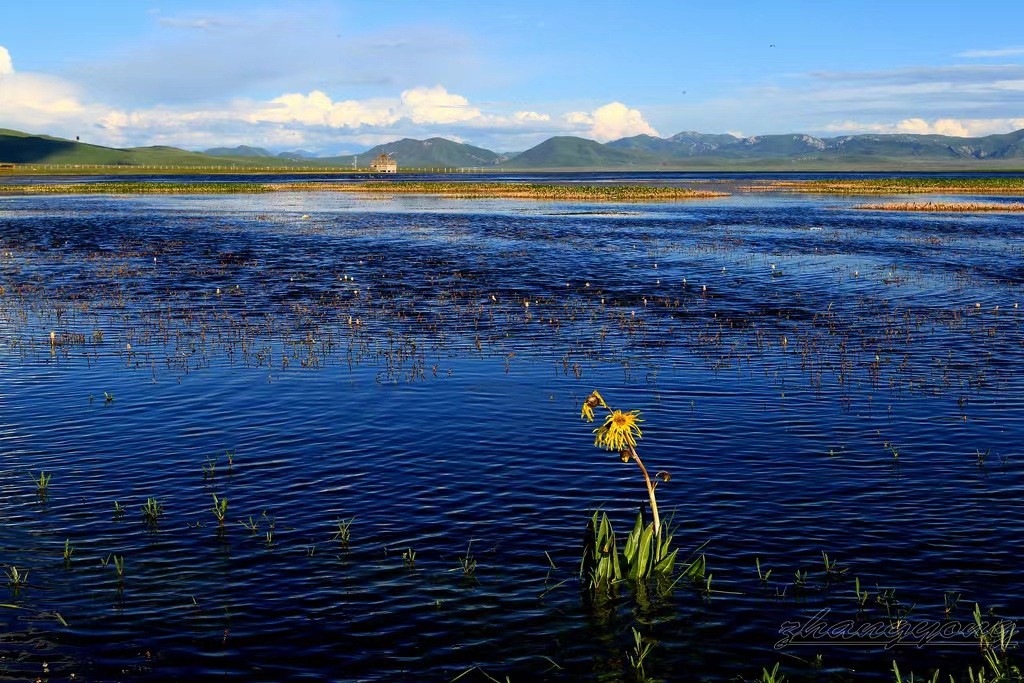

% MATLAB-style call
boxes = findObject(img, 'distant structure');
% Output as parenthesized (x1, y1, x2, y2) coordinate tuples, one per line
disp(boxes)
(370, 153, 397, 173)
(0, 163, 15, 170)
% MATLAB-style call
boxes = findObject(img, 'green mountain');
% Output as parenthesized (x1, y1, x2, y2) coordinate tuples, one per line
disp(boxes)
(512, 129, 1024, 168)
(276, 150, 317, 160)
(204, 145, 275, 157)
(6, 126, 1024, 171)
(505, 136, 660, 168)
(322, 137, 506, 169)
(0, 129, 317, 167)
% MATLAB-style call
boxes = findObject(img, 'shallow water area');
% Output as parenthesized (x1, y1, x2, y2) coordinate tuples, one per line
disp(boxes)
(1, 173, 1023, 681)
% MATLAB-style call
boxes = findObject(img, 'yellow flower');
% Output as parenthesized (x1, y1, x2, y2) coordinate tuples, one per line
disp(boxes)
(593, 409, 643, 452)
(579, 390, 607, 423)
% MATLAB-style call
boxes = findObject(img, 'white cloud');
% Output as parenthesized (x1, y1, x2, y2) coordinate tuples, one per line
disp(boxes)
(824, 117, 1024, 137)
(249, 90, 397, 128)
(0, 46, 13, 75)
(399, 85, 481, 124)
(239, 85, 489, 132)
(0, 47, 98, 133)
(512, 111, 550, 122)
(563, 102, 658, 142)
(958, 47, 1024, 58)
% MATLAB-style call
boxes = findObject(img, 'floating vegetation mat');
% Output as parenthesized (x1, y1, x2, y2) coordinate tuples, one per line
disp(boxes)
(741, 177, 1024, 195)
(0, 180, 729, 201)
(855, 201, 1024, 212)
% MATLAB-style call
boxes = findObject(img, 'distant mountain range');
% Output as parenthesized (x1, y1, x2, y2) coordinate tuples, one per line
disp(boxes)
(203, 145, 318, 160)
(4, 126, 1024, 170)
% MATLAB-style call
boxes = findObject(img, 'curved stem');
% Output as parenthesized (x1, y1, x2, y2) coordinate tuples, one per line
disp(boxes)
(627, 443, 661, 539)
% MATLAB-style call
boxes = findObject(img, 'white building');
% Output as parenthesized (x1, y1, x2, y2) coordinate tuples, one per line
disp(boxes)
(370, 153, 397, 173)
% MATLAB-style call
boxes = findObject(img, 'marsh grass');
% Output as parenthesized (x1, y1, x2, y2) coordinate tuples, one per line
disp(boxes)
(856, 201, 1024, 212)
(0, 180, 728, 201)
(745, 177, 1024, 194)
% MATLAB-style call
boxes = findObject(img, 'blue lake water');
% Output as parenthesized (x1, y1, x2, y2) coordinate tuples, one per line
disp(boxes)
(1, 174, 1023, 681)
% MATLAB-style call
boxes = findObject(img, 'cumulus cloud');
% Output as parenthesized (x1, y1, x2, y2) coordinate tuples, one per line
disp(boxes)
(563, 102, 658, 141)
(244, 85, 484, 130)
(0, 42, 654, 154)
(249, 90, 396, 128)
(824, 117, 1024, 137)
(399, 85, 481, 124)
(0, 45, 98, 133)
(0, 46, 13, 75)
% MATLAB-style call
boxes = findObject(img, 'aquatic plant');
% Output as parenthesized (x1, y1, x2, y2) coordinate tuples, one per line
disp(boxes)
(29, 470, 50, 496)
(202, 455, 217, 480)
(141, 497, 164, 527)
(113, 555, 124, 584)
(332, 517, 354, 545)
(761, 662, 786, 683)
(63, 539, 75, 567)
(577, 391, 698, 599)
(239, 516, 261, 535)
(580, 390, 664, 536)
(210, 493, 228, 528)
(821, 551, 847, 579)
(627, 627, 657, 682)
(456, 541, 477, 578)
(854, 577, 870, 608)
(945, 591, 961, 617)
(5, 566, 29, 587)
(402, 548, 416, 568)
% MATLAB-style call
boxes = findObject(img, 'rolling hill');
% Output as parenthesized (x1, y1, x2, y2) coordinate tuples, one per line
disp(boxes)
(0, 129, 315, 167)
(322, 137, 507, 168)
(506, 136, 660, 168)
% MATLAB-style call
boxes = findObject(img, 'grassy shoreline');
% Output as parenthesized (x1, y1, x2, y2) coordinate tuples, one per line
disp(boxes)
(0, 180, 729, 200)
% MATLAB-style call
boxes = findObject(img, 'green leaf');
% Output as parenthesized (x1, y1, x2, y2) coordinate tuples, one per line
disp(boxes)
(653, 548, 678, 575)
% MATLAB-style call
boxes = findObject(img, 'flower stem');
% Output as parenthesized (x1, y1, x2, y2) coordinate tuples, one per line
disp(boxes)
(627, 443, 661, 539)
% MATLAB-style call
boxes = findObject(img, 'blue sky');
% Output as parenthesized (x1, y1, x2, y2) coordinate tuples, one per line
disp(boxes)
(2, 0, 1024, 154)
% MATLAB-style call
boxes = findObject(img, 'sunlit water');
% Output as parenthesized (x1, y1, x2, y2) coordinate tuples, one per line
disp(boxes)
(1, 174, 1023, 682)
